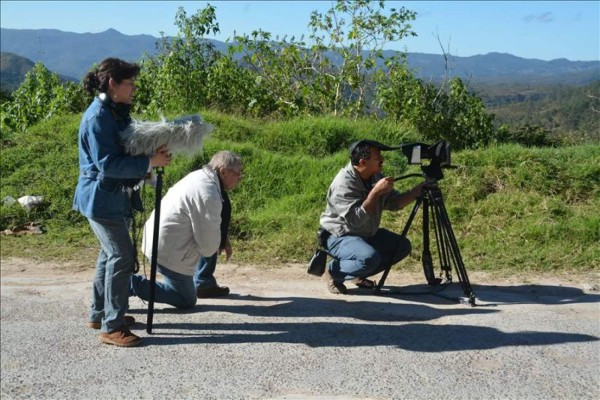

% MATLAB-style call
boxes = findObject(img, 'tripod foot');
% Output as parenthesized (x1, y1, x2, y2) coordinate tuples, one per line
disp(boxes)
(459, 296, 477, 307)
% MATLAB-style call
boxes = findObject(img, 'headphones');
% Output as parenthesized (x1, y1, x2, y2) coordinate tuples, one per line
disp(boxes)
(98, 92, 131, 122)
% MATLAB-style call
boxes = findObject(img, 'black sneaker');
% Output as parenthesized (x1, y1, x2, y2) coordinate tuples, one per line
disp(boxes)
(196, 286, 230, 298)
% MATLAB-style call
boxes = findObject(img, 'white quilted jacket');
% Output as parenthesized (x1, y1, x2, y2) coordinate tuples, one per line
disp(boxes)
(142, 167, 222, 275)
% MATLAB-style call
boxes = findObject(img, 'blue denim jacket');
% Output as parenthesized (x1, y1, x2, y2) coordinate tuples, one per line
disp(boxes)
(72, 96, 150, 220)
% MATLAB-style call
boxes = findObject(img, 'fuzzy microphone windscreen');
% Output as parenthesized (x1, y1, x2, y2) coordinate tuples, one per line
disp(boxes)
(122, 115, 213, 156)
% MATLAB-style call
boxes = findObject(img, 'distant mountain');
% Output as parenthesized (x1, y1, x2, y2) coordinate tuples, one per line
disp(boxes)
(404, 52, 599, 85)
(0, 28, 163, 80)
(0, 52, 78, 94)
(1, 52, 35, 92)
(1, 27, 598, 86)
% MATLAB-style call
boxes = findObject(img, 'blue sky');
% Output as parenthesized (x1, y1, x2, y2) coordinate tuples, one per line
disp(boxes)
(1, 1, 599, 61)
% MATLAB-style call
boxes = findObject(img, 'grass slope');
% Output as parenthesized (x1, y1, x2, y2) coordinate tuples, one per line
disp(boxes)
(1, 112, 598, 273)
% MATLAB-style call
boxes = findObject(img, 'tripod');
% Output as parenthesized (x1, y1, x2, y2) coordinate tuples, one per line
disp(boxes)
(376, 174, 476, 306)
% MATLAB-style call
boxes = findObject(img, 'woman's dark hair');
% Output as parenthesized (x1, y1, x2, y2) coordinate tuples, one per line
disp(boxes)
(82, 57, 140, 96)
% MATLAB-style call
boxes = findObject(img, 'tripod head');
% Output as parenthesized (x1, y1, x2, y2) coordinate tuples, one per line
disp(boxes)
(395, 141, 457, 182)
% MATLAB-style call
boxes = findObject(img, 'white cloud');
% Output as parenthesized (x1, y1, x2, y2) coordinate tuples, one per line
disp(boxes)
(522, 12, 554, 23)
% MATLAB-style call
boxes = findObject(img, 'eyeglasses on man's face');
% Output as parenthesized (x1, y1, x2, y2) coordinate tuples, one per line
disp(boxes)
(229, 169, 243, 178)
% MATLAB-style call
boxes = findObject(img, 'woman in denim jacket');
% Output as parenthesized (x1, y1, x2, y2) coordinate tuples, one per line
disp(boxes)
(73, 57, 171, 347)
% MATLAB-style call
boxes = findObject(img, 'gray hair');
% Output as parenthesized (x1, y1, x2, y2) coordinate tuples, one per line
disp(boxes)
(207, 150, 242, 172)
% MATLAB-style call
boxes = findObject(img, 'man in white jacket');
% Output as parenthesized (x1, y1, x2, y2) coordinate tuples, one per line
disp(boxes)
(130, 151, 243, 308)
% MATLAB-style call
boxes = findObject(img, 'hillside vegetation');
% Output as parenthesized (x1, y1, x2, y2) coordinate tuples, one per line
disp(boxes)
(1, 112, 598, 273)
(1, 1, 598, 274)
(3, 50, 598, 142)
(477, 81, 600, 143)
(2, 1, 599, 143)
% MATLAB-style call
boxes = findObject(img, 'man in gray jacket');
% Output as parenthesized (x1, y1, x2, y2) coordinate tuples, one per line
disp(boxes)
(130, 151, 243, 308)
(319, 140, 424, 294)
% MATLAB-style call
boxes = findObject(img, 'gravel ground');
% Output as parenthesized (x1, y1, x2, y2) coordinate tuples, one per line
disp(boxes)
(1, 257, 599, 400)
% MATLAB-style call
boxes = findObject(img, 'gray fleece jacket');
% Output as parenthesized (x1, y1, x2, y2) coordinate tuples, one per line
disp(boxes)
(319, 162, 402, 238)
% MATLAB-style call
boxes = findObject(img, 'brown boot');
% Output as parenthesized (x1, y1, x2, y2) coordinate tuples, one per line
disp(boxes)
(98, 326, 142, 347)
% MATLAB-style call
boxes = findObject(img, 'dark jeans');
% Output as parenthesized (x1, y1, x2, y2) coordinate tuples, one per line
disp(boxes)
(326, 228, 411, 282)
(193, 253, 219, 289)
(130, 264, 197, 309)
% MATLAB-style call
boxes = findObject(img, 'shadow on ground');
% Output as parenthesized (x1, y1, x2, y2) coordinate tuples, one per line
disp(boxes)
(127, 281, 600, 350)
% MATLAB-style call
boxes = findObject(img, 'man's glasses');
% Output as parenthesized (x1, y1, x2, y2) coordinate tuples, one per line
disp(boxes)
(229, 169, 243, 178)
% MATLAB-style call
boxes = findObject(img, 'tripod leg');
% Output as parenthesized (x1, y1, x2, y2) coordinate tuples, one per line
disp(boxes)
(431, 188, 476, 306)
(376, 196, 422, 291)
(147, 167, 164, 333)
(429, 195, 452, 281)
(421, 194, 440, 285)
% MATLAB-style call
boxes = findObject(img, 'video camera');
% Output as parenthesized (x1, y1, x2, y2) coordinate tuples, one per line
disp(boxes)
(397, 141, 454, 182)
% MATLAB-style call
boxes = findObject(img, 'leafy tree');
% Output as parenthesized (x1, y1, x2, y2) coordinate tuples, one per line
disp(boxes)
(1, 63, 87, 133)
(205, 50, 274, 116)
(231, 31, 301, 117)
(377, 67, 495, 149)
(226, 0, 496, 151)
(134, 4, 221, 115)
(438, 78, 495, 148)
(376, 64, 440, 130)
(229, 0, 417, 118)
(307, 0, 417, 117)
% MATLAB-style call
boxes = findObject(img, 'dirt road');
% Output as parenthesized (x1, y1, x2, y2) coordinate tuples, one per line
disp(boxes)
(1, 257, 599, 399)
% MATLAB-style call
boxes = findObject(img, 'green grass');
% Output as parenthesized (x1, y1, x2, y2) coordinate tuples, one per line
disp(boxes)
(1, 112, 599, 274)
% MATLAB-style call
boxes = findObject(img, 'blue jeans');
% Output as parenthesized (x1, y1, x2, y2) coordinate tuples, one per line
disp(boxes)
(193, 253, 218, 289)
(130, 264, 197, 309)
(87, 217, 136, 333)
(326, 228, 411, 282)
